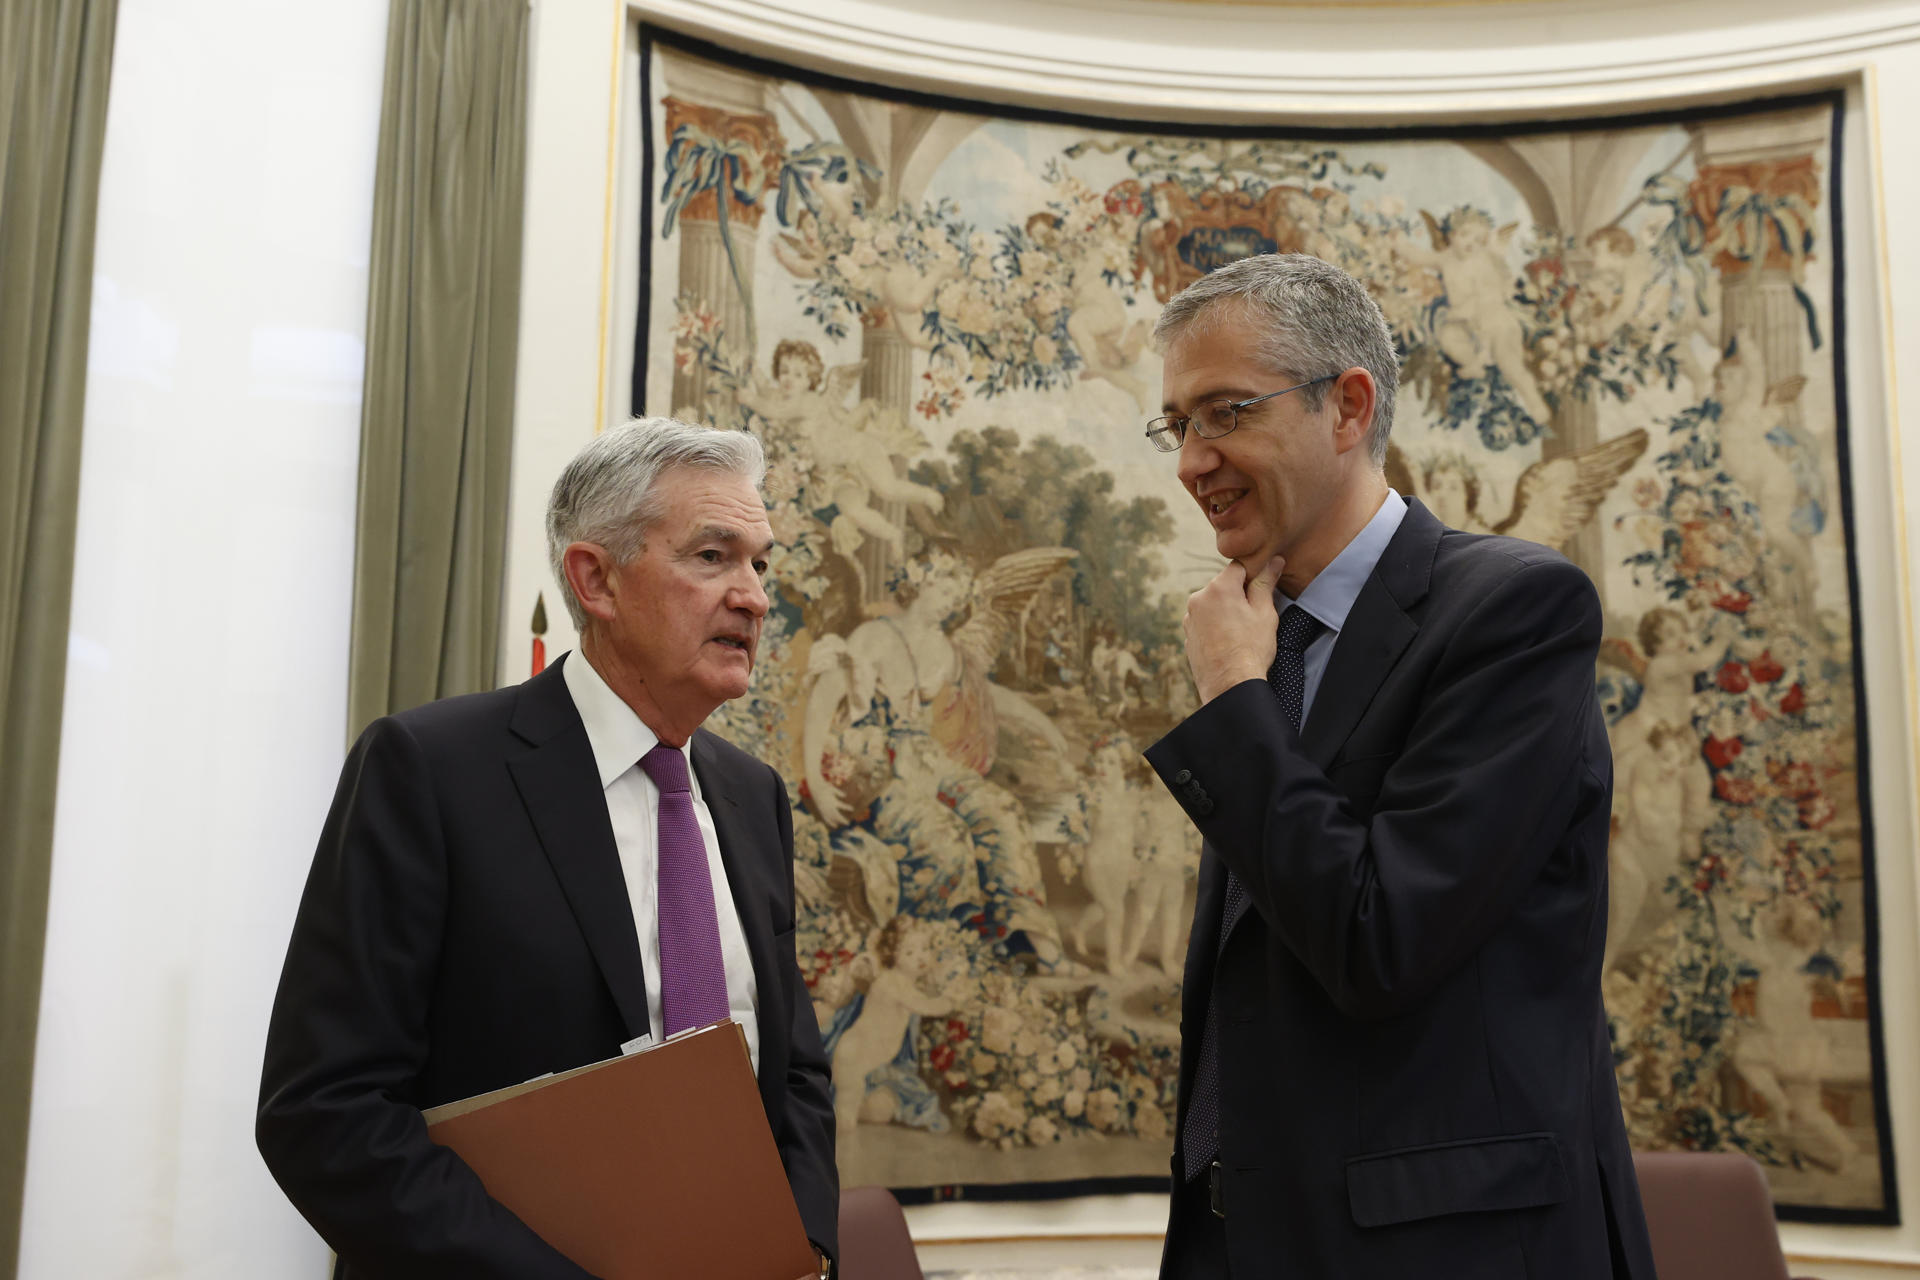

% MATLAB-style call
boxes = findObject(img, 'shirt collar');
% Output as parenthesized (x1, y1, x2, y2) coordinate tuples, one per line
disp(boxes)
(1284, 488, 1408, 636)
(560, 649, 694, 793)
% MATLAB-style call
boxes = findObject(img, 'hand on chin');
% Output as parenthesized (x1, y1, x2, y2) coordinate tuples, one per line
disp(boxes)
(1183, 554, 1287, 704)
(1225, 534, 1287, 584)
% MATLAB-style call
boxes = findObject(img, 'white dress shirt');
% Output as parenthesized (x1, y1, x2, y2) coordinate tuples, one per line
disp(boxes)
(561, 650, 761, 1075)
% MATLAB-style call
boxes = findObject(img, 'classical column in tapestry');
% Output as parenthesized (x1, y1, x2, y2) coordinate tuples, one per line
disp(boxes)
(1691, 112, 1828, 414)
(1457, 131, 1670, 583)
(801, 90, 981, 602)
(658, 58, 784, 418)
(1689, 112, 1829, 631)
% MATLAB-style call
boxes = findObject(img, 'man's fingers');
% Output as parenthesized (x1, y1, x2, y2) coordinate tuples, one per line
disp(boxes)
(1247, 554, 1286, 601)
(1187, 561, 1247, 615)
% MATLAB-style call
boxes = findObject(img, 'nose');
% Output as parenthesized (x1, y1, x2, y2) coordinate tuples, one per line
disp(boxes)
(733, 569, 770, 619)
(1175, 427, 1219, 491)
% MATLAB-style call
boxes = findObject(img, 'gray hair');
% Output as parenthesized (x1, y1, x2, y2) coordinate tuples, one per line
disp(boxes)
(545, 416, 767, 630)
(1152, 253, 1401, 467)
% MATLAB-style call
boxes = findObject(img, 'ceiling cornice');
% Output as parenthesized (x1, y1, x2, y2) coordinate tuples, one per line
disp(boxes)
(628, 0, 1920, 119)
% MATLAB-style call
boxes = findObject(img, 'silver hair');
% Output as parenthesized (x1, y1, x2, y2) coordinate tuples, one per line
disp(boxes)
(1152, 253, 1401, 467)
(545, 416, 767, 630)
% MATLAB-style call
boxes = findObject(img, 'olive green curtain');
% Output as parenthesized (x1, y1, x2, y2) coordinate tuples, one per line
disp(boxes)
(0, 0, 119, 1274)
(347, 0, 528, 742)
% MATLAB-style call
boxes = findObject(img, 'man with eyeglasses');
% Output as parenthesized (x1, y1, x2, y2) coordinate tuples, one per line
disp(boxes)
(1141, 253, 1654, 1279)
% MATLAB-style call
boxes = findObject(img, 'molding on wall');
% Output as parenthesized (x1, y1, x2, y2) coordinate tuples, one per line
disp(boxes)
(594, 0, 627, 431)
(630, 0, 1918, 120)
(1866, 61, 1920, 1042)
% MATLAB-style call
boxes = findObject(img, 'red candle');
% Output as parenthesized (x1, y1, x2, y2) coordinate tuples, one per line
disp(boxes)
(530, 593, 549, 676)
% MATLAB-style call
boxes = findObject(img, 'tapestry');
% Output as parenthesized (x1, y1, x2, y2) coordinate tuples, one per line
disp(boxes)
(612, 28, 1893, 1220)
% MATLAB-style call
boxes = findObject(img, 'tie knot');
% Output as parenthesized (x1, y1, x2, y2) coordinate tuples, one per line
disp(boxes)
(1277, 606, 1325, 656)
(639, 743, 691, 794)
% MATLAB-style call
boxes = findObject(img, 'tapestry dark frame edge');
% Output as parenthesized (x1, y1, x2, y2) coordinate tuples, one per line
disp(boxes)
(1773, 90, 1901, 1230)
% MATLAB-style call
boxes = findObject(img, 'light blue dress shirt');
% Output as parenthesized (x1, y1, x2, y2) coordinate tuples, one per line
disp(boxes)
(1281, 489, 1408, 725)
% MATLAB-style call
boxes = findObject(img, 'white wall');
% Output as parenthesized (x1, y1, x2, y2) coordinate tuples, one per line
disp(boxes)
(504, 2, 1920, 1276)
(16, 1, 390, 1276)
(499, 0, 627, 673)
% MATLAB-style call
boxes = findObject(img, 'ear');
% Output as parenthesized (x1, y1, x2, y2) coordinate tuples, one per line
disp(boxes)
(562, 541, 622, 624)
(1328, 368, 1377, 458)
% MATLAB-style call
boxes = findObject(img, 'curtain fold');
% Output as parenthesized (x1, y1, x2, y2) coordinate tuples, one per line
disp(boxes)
(0, 0, 119, 1274)
(347, 0, 529, 742)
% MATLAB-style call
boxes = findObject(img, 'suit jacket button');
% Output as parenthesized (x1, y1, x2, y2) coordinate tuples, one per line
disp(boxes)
(1174, 768, 1192, 785)
(1196, 797, 1215, 816)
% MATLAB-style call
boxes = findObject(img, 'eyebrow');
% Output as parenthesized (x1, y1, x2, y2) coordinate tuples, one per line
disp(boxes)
(688, 525, 776, 557)
(1162, 386, 1259, 413)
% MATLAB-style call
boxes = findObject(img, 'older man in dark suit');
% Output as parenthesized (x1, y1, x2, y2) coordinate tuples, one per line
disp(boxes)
(1143, 253, 1655, 1279)
(258, 418, 836, 1278)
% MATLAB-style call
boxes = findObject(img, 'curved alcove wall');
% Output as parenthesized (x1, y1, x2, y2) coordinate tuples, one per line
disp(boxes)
(507, 2, 1920, 1276)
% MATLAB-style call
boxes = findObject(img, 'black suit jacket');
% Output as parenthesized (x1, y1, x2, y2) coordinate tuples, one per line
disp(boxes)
(1146, 500, 1655, 1280)
(257, 658, 837, 1279)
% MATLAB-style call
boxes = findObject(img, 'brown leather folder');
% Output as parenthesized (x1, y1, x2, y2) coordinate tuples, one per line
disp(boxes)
(423, 1021, 817, 1280)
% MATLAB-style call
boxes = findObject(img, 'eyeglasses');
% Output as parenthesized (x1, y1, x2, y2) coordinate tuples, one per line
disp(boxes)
(1144, 374, 1339, 453)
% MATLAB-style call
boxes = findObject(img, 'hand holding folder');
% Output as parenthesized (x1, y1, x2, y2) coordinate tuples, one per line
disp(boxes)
(424, 1021, 819, 1280)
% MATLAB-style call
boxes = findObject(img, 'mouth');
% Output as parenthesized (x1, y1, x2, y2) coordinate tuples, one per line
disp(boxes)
(711, 633, 754, 656)
(1199, 488, 1248, 522)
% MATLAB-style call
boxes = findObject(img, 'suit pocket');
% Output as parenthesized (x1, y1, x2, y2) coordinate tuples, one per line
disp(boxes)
(1346, 1132, 1568, 1228)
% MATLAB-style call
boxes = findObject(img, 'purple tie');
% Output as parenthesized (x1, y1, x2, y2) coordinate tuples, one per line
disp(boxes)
(639, 744, 731, 1037)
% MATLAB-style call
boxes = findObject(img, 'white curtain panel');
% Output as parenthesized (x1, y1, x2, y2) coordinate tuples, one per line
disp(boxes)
(17, 0, 389, 1275)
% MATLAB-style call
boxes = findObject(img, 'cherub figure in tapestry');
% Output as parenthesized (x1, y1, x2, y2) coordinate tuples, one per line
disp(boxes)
(1604, 720, 1700, 976)
(1124, 779, 1197, 979)
(1026, 211, 1154, 411)
(1597, 607, 1717, 967)
(1711, 331, 1824, 627)
(773, 209, 966, 352)
(737, 338, 944, 557)
(829, 913, 971, 1156)
(801, 548, 1080, 967)
(1066, 739, 1137, 975)
(1568, 227, 1650, 351)
(1386, 430, 1648, 552)
(1301, 186, 1367, 269)
(1394, 206, 1554, 426)
(1724, 893, 1860, 1174)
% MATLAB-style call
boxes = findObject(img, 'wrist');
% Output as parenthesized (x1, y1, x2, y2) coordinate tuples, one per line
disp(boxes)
(1198, 664, 1265, 704)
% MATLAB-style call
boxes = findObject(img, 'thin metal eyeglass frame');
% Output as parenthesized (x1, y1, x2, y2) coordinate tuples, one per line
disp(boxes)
(1144, 373, 1340, 453)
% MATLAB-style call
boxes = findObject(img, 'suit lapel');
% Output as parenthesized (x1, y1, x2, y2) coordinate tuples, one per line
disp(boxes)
(505, 659, 651, 1042)
(691, 732, 774, 967)
(690, 732, 787, 1118)
(1299, 498, 1443, 767)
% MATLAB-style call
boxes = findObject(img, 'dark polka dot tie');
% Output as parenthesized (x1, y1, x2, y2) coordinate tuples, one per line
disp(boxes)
(1180, 606, 1327, 1182)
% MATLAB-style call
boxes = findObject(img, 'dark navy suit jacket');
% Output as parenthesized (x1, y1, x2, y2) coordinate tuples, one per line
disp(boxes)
(1147, 499, 1656, 1279)
(257, 658, 837, 1278)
